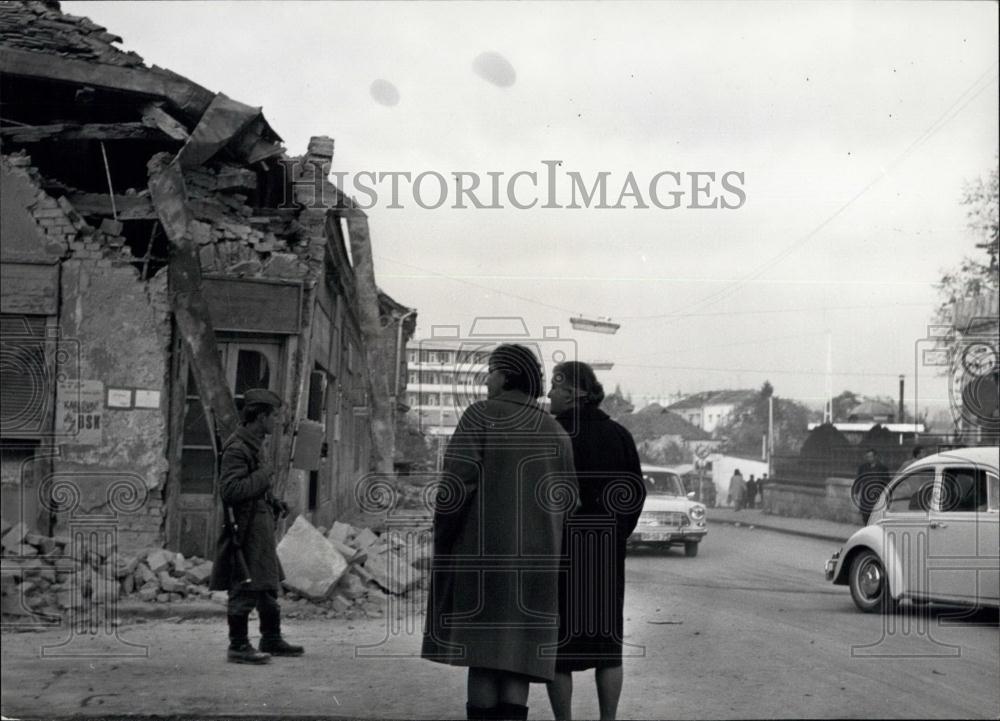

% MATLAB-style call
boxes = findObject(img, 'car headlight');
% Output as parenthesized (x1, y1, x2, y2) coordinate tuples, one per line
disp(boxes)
(689, 506, 706, 521)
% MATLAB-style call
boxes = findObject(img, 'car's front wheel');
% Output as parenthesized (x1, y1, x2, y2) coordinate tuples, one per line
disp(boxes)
(684, 542, 699, 557)
(849, 549, 897, 613)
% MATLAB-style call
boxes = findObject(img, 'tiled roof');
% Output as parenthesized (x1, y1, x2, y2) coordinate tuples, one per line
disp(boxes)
(618, 404, 712, 442)
(665, 389, 757, 410)
(0, 1, 145, 67)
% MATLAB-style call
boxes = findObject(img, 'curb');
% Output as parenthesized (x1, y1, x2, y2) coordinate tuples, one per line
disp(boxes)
(708, 517, 849, 544)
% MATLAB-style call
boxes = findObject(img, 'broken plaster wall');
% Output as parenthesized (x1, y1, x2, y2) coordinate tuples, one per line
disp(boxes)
(52, 238, 172, 552)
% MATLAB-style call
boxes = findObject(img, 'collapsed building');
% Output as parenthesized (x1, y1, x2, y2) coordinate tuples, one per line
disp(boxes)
(0, 1, 416, 559)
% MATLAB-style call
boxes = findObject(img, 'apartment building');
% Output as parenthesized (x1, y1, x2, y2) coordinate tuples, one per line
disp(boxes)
(405, 339, 494, 435)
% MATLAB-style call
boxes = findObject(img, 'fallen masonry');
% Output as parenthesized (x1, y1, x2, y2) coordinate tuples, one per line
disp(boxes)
(0, 514, 430, 621)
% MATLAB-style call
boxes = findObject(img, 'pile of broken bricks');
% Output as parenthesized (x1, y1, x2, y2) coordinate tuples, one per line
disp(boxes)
(1, 515, 432, 622)
(275, 515, 432, 619)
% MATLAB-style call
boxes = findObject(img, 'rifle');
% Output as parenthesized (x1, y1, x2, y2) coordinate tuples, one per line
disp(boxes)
(225, 504, 253, 585)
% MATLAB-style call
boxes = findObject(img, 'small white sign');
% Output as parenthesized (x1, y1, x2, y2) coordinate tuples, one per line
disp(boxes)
(134, 389, 161, 409)
(107, 388, 133, 408)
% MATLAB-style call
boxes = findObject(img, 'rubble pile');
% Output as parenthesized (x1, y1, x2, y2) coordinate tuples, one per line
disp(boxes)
(1, 515, 431, 620)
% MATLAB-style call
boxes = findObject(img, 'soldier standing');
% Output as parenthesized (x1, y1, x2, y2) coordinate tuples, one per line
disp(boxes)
(208, 388, 304, 664)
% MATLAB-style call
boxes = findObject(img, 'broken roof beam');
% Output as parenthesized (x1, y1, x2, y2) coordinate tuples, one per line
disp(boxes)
(0, 122, 182, 143)
(64, 192, 156, 220)
(141, 103, 190, 142)
(0, 46, 215, 123)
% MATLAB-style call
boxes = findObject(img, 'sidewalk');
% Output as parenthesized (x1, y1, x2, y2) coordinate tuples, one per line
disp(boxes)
(706, 507, 857, 544)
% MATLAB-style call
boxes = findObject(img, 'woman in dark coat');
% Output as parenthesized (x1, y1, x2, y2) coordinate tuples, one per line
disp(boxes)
(422, 344, 577, 720)
(545, 362, 646, 721)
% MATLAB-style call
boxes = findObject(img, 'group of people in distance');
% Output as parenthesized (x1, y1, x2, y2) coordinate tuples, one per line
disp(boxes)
(727, 469, 766, 511)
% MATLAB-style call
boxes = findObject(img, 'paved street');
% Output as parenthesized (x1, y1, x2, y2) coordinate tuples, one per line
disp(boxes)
(2, 523, 997, 719)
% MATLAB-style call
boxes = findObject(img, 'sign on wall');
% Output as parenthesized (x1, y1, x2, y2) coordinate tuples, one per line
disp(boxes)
(56, 379, 104, 445)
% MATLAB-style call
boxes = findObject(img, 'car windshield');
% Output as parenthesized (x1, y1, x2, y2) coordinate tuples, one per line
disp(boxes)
(643, 471, 685, 496)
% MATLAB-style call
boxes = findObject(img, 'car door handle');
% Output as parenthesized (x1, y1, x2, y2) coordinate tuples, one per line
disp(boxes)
(929, 521, 948, 529)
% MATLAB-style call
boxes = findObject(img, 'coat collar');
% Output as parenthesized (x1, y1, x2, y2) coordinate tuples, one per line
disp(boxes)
(232, 425, 264, 453)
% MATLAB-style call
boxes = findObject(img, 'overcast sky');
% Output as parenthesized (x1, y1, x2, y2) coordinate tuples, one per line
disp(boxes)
(71, 1, 1000, 414)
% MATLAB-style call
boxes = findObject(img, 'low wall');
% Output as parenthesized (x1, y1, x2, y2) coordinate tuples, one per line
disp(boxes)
(762, 477, 861, 524)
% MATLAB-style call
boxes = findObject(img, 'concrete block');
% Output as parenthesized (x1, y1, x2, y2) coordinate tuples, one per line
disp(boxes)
(327, 521, 355, 545)
(352, 528, 379, 552)
(210, 591, 228, 605)
(155, 593, 169, 603)
(184, 561, 213, 585)
(146, 548, 173, 573)
(336, 572, 366, 600)
(138, 583, 159, 602)
(1, 522, 29, 551)
(158, 571, 186, 594)
(330, 594, 351, 613)
(364, 549, 423, 596)
(276, 515, 347, 601)
(136, 562, 157, 586)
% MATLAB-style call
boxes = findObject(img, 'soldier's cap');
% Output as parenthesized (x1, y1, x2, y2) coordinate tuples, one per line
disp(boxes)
(243, 388, 282, 408)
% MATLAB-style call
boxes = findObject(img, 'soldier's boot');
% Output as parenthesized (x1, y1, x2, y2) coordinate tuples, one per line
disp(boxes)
(258, 605, 304, 656)
(227, 614, 271, 664)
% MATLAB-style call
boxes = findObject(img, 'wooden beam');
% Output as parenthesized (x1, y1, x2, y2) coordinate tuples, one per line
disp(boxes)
(0, 122, 179, 143)
(64, 192, 157, 220)
(0, 47, 215, 123)
(141, 103, 190, 142)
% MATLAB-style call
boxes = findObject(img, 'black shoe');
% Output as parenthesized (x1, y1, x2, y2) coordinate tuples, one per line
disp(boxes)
(227, 643, 271, 664)
(259, 637, 304, 656)
(495, 702, 529, 720)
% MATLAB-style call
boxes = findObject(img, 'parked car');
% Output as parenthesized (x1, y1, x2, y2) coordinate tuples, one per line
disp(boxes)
(825, 446, 999, 612)
(629, 465, 708, 556)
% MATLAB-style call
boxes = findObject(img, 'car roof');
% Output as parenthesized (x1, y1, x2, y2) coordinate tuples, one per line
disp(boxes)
(640, 464, 681, 474)
(908, 446, 999, 471)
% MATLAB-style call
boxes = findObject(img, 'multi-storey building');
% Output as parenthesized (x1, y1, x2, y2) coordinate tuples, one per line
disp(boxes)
(405, 340, 494, 435)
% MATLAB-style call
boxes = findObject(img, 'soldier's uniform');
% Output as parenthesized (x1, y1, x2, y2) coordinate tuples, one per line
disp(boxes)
(208, 388, 303, 664)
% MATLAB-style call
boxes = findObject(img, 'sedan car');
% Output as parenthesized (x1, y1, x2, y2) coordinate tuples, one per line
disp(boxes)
(629, 465, 708, 556)
(826, 446, 999, 612)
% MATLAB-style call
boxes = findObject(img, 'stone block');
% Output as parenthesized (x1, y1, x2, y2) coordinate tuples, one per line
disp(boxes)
(276, 515, 347, 600)
(210, 590, 228, 605)
(155, 593, 169, 603)
(327, 521, 355, 545)
(330, 594, 351, 613)
(1, 522, 29, 552)
(136, 562, 157, 586)
(121, 573, 135, 595)
(168, 592, 183, 603)
(172, 554, 189, 576)
(138, 583, 158, 602)
(352, 528, 379, 552)
(15, 543, 38, 557)
(336, 572, 366, 600)
(146, 548, 173, 573)
(364, 549, 423, 596)
(158, 571, 185, 594)
(184, 561, 213, 585)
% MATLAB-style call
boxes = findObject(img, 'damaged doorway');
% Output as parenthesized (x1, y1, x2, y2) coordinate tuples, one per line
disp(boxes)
(174, 340, 283, 558)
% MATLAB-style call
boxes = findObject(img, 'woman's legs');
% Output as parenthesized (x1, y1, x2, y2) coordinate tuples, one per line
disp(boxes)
(546, 671, 573, 720)
(467, 667, 500, 708)
(595, 665, 623, 721)
(467, 668, 530, 710)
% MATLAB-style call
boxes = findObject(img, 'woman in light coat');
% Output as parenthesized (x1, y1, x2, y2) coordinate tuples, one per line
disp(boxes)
(422, 344, 577, 720)
(728, 468, 746, 510)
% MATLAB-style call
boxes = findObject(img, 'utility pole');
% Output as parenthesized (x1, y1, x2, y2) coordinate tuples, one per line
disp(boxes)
(767, 395, 775, 477)
(823, 331, 833, 423)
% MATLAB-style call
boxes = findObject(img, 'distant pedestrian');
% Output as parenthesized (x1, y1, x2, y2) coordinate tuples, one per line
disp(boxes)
(851, 448, 891, 525)
(745, 475, 758, 509)
(898, 444, 925, 472)
(758, 473, 768, 504)
(209, 388, 301, 665)
(728, 469, 746, 510)
(422, 344, 577, 720)
(545, 361, 646, 721)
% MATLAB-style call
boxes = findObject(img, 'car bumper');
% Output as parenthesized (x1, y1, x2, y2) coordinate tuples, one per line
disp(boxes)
(824, 551, 841, 581)
(630, 528, 707, 544)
